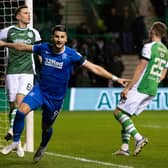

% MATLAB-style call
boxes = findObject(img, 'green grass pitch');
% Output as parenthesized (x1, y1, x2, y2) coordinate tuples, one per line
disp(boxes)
(0, 110, 168, 168)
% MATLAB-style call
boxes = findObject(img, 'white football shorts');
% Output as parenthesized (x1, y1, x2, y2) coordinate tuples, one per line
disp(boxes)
(117, 87, 154, 116)
(6, 74, 34, 102)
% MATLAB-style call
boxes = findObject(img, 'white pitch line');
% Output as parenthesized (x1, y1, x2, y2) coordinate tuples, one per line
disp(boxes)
(46, 152, 134, 168)
(141, 124, 168, 129)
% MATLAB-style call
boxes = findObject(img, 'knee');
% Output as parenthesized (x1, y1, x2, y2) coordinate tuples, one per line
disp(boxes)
(113, 108, 120, 116)
(18, 103, 31, 114)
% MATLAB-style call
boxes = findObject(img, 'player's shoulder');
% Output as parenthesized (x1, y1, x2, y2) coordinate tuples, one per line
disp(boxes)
(143, 41, 155, 49)
(65, 45, 82, 57)
(28, 26, 40, 34)
(35, 42, 49, 48)
(0, 25, 15, 32)
(0, 25, 15, 40)
(33, 42, 51, 54)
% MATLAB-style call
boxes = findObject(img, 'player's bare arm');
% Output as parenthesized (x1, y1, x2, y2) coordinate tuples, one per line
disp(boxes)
(0, 40, 32, 52)
(83, 60, 131, 87)
(160, 68, 167, 81)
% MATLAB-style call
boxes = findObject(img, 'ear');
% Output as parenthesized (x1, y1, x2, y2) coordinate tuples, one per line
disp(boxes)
(65, 35, 68, 43)
(16, 14, 20, 20)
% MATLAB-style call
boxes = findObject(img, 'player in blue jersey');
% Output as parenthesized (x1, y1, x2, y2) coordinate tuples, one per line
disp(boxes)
(0, 25, 130, 162)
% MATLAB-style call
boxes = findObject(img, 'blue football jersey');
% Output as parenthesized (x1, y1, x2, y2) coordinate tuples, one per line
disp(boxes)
(33, 42, 86, 100)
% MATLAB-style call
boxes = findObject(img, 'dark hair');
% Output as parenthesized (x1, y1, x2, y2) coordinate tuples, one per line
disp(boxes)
(52, 25, 67, 34)
(15, 5, 28, 18)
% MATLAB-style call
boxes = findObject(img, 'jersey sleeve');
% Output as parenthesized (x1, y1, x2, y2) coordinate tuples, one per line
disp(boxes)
(71, 51, 86, 66)
(33, 29, 41, 42)
(165, 62, 168, 68)
(141, 43, 151, 60)
(166, 51, 168, 68)
(0, 27, 10, 40)
(32, 43, 42, 55)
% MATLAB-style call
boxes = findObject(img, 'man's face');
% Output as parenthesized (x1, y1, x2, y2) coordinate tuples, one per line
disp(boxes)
(16, 8, 30, 25)
(52, 31, 67, 50)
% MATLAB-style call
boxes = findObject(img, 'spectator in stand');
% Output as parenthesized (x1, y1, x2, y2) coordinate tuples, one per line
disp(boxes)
(104, 7, 122, 39)
(105, 37, 124, 87)
(132, 11, 147, 57)
(76, 22, 91, 35)
(121, 6, 134, 54)
(76, 22, 91, 44)
(52, 0, 64, 24)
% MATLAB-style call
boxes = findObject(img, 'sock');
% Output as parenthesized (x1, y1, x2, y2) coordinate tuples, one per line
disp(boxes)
(121, 144, 129, 151)
(8, 108, 17, 134)
(115, 111, 142, 141)
(13, 110, 25, 142)
(120, 129, 130, 151)
(40, 127, 53, 147)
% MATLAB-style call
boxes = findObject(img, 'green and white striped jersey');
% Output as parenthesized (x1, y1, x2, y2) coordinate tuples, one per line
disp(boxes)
(137, 41, 168, 96)
(0, 25, 41, 74)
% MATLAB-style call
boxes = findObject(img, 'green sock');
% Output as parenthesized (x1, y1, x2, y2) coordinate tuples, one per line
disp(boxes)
(115, 111, 140, 139)
(121, 129, 131, 144)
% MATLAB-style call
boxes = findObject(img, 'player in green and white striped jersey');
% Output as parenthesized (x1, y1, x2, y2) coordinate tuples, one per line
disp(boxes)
(0, 5, 41, 157)
(113, 22, 168, 156)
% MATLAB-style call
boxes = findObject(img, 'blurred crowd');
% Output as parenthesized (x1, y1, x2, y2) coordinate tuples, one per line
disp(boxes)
(67, 33, 124, 88)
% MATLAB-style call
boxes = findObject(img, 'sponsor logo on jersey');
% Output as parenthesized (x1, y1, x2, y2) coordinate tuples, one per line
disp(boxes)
(45, 58, 63, 69)
(18, 33, 26, 36)
(13, 39, 32, 44)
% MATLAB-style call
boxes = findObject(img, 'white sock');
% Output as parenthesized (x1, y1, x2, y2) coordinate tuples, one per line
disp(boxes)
(134, 133, 143, 141)
(121, 143, 129, 151)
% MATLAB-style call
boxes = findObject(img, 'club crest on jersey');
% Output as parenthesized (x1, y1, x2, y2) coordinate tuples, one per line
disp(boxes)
(62, 53, 67, 59)
(27, 32, 33, 38)
(45, 58, 63, 69)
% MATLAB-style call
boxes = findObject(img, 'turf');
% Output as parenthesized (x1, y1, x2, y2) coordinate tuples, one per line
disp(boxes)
(0, 110, 168, 168)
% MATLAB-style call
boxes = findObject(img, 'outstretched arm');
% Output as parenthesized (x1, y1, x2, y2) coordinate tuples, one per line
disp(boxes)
(0, 40, 33, 52)
(82, 60, 131, 87)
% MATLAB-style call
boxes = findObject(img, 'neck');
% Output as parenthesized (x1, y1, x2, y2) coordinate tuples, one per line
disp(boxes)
(17, 22, 28, 29)
(53, 46, 64, 53)
(152, 36, 161, 42)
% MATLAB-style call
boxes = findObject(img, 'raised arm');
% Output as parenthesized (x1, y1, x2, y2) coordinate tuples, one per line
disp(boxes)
(82, 60, 131, 87)
(0, 40, 33, 52)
